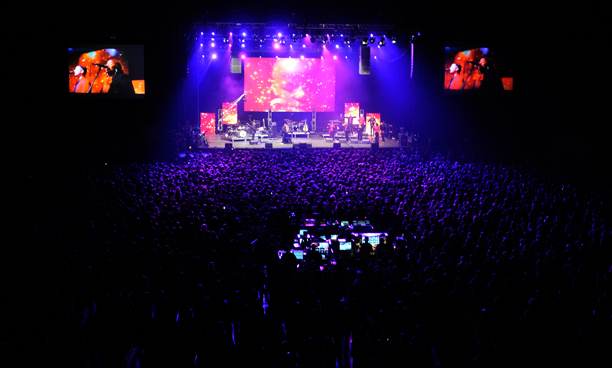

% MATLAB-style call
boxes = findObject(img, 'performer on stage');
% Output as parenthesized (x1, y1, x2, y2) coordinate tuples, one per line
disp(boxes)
(250, 120, 257, 140)
(373, 122, 381, 143)
(475, 57, 504, 92)
(357, 117, 365, 142)
(329, 122, 336, 140)
(446, 63, 463, 90)
(103, 59, 135, 95)
(72, 65, 91, 93)
(281, 122, 291, 139)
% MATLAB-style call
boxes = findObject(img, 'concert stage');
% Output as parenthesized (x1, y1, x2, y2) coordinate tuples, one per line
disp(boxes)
(204, 133, 406, 149)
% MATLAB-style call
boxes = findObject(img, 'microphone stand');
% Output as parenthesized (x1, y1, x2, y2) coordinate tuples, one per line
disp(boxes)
(461, 62, 479, 90)
(87, 65, 106, 93)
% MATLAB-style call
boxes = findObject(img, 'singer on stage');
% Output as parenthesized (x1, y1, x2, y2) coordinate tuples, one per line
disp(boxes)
(446, 63, 463, 90)
(72, 66, 91, 93)
(103, 60, 135, 95)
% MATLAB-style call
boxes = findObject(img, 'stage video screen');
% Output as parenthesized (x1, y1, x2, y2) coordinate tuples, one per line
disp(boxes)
(222, 102, 238, 125)
(68, 45, 144, 97)
(444, 47, 513, 92)
(244, 57, 335, 112)
(200, 113, 216, 135)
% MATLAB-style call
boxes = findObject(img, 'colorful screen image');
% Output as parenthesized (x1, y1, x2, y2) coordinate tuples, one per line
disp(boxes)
(291, 249, 305, 260)
(339, 241, 352, 251)
(366, 113, 380, 133)
(222, 102, 238, 125)
(344, 103, 360, 118)
(200, 113, 216, 135)
(444, 47, 512, 92)
(244, 57, 335, 112)
(68, 45, 144, 96)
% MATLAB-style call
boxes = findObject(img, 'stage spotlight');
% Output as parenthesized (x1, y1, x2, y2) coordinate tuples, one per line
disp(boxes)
(252, 34, 259, 41)
(292, 35, 298, 42)
(211, 42, 215, 47)
(336, 44, 339, 49)
(391, 36, 397, 43)
(362, 38, 368, 45)
(310, 35, 316, 43)
(212, 53, 217, 59)
(333, 55, 337, 60)
(351, 35, 356, 43)
(370, 37, 376, 44)
(321, 35, 328, 43)
(344, 37, 349, 44)
(330, 35, 335, 43)
(274, 43, 280, 49)
(379, 36, 385, 46)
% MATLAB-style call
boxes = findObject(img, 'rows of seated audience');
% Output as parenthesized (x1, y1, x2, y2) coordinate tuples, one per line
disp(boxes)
(7, 147, 611, 367)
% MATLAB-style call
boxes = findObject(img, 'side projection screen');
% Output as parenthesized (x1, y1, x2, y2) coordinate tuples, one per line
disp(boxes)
(444, 47, 513, 92)
(244, 57, 335, 112)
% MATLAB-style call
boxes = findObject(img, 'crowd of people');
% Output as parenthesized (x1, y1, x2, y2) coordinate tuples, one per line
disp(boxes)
(8, 147, 611, 367)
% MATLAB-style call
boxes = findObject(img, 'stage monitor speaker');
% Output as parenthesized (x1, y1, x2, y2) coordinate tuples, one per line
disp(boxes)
(359, 45, 370, 75)
(265, 143, 273, 149)
(333, 142, 341, 149)
(282, 136, 292, 144)
(299, 143, 308, 149)
(371, 143, 379, 149)
(249, 140, 260, 145)
(225, 143, 233, 149)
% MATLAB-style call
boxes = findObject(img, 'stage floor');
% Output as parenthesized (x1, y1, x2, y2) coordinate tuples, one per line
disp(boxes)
(204, 133, 405, 149)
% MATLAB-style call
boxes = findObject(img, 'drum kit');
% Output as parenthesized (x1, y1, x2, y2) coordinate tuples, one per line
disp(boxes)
(285, 119, 308, 132)
(224, 120, 268, 139)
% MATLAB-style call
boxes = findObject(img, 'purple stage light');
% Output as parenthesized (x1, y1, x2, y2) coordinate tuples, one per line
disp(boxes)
(212, 53, 217, 59)
(211, 42, 215, 47)
(274, 43, 280, 49)
(333, 55, 337, 59)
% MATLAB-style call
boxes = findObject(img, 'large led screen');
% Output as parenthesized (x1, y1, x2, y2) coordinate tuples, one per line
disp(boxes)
(222, 103, 238, 125)
(444, 47, 512, 92)
(68, 45, 144, 96)
(244, 57, 335, 112)
(200, 113, 216, 135)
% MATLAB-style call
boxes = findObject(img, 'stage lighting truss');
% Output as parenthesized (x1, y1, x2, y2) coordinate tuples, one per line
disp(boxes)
(192, 22, 414, 52)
